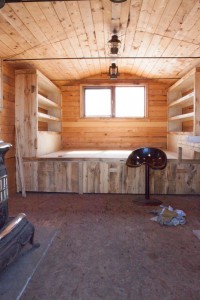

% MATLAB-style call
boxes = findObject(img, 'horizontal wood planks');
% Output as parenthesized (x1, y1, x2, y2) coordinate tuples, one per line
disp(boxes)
(21, 158, 200, 195)
(61, 77, 169, 150)
(0, 63, 16, 194)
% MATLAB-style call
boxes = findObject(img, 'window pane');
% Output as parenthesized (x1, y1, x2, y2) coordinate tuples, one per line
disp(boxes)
(115, 86, 145, 117)
(85, 89, 111, 117)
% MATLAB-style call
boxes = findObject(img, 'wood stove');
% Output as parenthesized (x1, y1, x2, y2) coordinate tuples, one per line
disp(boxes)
(0, 141, 39, 271)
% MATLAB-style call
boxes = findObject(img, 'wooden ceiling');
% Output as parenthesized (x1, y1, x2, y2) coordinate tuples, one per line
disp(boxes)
(1, 0, 200, 85)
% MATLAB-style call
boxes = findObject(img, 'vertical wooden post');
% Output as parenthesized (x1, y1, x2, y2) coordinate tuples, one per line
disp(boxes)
(15, 127, 26, 198)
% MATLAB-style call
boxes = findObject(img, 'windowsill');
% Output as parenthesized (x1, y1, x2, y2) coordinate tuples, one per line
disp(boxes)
(80, 117, 150, 121)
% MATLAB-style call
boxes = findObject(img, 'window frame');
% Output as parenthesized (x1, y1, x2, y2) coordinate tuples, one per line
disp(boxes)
(81, 83, 148, 119)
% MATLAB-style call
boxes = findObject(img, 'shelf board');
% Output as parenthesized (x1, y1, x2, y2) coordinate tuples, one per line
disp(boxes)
(38, 94, 59, 109)
(169, 112, 194, 122)
(169, 92, 194, 108)
(38, 131, 61, 134)
(38, 112, 60, 122)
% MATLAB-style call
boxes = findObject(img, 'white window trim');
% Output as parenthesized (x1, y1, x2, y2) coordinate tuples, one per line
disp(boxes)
(80, 83, 148, 119)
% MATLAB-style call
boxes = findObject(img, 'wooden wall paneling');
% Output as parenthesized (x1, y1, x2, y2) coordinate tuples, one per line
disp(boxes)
(23, 161, 38, 191)
(99, 162, 109, 193)
(23, 160, 80, 193)
(194, 70, 200, 135)
(108, 162, 123, 193)
(18, 158, 200, 195)
(183, 162, 200, 194)
(52, 161, 79, 193)
(83, 161, 101, 193)
(122, 164, 145, 194)
(0, 63, 16, 194)
(83, 161, 124, 194)
(62, 78, 169, 150)
(165, 161, 177, 194)
(37, 161, 54, 192)
(66, 161, 79, 193)
(54, 161, 67, 192)
(175, 163, 198, 194)
(150, 168, 168, 195)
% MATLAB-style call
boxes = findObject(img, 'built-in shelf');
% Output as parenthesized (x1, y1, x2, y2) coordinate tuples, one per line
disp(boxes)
(38, 112, 60, 122)
(38, 94, 59, 109)
(169, 92, 194, 108)
(168, 67, 200, 136)
(38, 131, 61, 134)
(169, 112, 194, 122)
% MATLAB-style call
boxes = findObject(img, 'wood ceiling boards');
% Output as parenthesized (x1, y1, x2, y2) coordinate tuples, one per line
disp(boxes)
(0, 0, 200, 85)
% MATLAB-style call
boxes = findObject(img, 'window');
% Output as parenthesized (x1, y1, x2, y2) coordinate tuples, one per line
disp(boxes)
(83, 85, 146, 118)
(84, 88, 112, 117)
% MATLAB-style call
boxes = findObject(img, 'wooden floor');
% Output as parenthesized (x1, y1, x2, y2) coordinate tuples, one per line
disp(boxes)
(2, 192, 200, 300)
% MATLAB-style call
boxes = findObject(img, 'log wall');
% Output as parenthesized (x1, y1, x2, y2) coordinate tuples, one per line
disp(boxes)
(0, 63, 16, 194)
(62, 76, 170, 150)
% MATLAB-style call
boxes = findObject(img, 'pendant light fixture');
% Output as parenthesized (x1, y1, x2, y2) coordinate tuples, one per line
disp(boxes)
(110, 0, 127, 2)
(108, 34, 121, 55)
(108, 63, 119, 79)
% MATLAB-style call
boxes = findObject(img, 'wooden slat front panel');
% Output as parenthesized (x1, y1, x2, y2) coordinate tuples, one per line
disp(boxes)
(23, 160, 79, 193)
(82, 161, 123, 194)
(0, 63, 16, 194)
(21, 159, 200, 194)
(62, 78, 169, 150)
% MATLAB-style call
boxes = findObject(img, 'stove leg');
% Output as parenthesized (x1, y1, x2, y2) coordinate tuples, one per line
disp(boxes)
(29, 229, 40, 248)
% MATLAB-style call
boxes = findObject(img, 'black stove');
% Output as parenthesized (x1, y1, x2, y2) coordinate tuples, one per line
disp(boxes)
(0, 141, 39, 271)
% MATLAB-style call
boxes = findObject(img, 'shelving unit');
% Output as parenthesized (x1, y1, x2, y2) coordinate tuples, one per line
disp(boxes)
(168, 92, 194, 108)
(38, 94, 59, 109)
(168, 67, 200, 134)
(15, 69, 62, 157)
(38, 112, 60, 123)
(168, 112, 194, 122)
(167, 67, 200, 156)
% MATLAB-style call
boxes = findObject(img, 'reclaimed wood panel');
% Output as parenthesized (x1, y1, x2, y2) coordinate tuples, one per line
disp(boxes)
(20, 158, 200, 195)
(23, 160, 79, 193)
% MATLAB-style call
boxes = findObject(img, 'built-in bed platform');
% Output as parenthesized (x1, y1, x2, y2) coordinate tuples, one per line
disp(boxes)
(20, 150, 200, 195)
(39, 150, 184, 160)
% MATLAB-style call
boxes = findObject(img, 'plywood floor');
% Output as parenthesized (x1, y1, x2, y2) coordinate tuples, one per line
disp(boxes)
(3, 193, 200, 299)
(40, 149, 186, 160)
